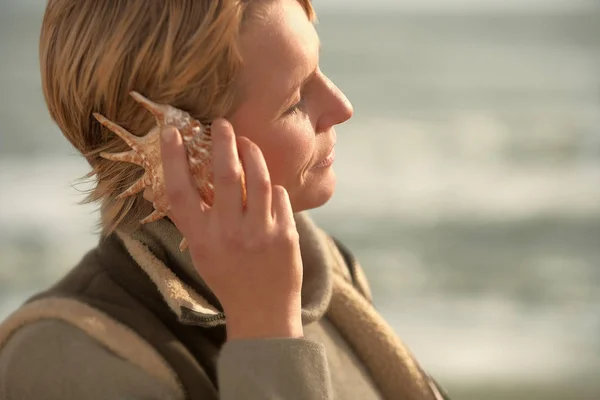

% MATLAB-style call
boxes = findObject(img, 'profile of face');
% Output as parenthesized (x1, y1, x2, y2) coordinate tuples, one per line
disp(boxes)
(228, 0, 353, 212)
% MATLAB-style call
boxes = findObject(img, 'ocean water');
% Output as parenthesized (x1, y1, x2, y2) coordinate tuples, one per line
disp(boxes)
(1, 4, 600, 399)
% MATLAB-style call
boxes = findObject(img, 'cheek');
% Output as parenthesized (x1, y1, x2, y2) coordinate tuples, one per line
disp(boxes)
(260, 127, 314, 186)
(229, 109, 315, 188)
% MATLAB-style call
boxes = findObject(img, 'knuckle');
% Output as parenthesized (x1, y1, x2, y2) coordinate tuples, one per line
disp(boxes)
(221, 226, 244, 246)
(166, 184, 186, 205)
(255, 177, 272, 193)
(243, 234, 269, 252)
(215, 165, 242, 185)
(278, 226, 299, 244)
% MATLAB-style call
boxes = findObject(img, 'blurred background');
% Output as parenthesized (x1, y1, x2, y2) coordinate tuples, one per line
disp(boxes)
(1, 0, 599, 399)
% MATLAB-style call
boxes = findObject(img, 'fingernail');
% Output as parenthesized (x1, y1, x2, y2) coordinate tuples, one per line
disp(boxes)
(212, 118, 230, 133)
(161, 126, 176, 143)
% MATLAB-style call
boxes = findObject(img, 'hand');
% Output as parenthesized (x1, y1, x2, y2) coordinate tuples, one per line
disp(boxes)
(159, 119, 304, 340)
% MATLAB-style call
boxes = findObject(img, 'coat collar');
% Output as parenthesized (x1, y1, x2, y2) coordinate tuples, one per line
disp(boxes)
(115, 212, 336, 328)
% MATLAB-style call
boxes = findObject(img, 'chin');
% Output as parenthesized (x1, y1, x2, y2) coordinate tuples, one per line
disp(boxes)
(291, 170, 337, 212)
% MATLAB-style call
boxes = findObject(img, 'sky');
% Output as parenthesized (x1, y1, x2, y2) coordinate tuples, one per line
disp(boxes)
(1, 0, 599, 13)
(315, 0, 599, 12)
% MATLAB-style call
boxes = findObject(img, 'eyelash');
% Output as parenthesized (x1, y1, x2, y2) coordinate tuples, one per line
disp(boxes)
(286, 98, 304, 116)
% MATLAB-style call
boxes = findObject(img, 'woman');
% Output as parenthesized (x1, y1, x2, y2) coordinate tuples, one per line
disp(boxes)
(0, 0, 449, 399)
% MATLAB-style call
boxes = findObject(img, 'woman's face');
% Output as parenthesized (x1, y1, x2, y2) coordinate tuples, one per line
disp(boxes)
(229, 0, 353, 212)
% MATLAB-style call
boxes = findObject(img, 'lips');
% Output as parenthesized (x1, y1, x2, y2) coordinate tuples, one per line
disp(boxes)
(313, 146, 336, 169)
(313, 130, 337, 169)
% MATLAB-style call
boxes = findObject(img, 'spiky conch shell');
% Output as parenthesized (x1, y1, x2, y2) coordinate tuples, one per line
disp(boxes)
(93, 91, 247, 251)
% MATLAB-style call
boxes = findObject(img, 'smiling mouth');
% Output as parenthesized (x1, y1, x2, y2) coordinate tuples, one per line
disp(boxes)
(313, 147, 335, 169)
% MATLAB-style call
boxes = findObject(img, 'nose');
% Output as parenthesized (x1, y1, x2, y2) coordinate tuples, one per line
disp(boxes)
(316, 73, 353, 132)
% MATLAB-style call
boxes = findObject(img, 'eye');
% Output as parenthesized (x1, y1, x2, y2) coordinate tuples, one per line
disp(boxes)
(285, 98, 304, 116)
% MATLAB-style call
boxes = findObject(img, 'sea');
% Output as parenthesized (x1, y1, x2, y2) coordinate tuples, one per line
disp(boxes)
(1, 2, 599, 399)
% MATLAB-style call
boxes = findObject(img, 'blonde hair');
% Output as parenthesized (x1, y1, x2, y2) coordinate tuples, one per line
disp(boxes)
(40, 0, 315, 234)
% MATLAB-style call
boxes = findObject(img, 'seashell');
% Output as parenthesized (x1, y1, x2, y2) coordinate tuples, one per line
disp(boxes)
(93, 91, 247, 251)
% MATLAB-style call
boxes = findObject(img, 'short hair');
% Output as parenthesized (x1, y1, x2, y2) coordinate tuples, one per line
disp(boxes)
(40, 0, 315, 233)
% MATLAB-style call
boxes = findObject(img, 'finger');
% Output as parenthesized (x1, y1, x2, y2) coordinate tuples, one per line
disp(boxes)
(160, 125, 208, 232)
(237, 137, 272, 227)
(271, 185, 295, 228)
(211, 119, 244, 224)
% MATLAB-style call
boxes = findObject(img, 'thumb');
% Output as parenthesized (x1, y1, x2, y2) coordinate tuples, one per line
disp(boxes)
(159, 125, 187, 173)
(160, 125, 181, 152)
